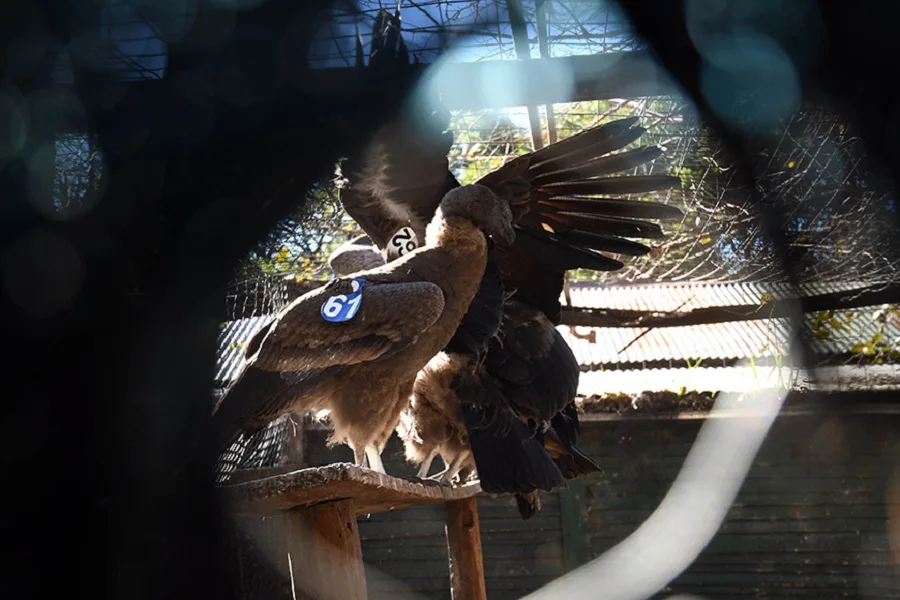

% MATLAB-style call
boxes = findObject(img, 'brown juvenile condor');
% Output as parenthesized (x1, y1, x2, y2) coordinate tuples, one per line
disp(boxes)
(210, 184, 514, 471)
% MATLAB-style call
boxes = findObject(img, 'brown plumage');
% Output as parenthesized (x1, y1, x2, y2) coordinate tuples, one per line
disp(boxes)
(327, 234, 385, 274)
(395, 301, 604, 518)
(326, 9, 675, 518)
(396, 352, 472, 479)
(210, 184, 515, 471)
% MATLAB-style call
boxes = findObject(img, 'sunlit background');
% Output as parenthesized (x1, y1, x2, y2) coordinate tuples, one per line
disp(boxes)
(22, 0, 900, 598)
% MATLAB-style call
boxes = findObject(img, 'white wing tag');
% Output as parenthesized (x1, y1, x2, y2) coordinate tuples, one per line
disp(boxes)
(386, 226, 419, 261)
(320, 278, 365, 323)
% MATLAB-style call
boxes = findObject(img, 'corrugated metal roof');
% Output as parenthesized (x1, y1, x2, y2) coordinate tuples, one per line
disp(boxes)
(559, 320, 784, 366)
(213, 316, 272, 388)
(560, 308, 900, 369)
(212, 283, 900, 389)
(564, 280, 873, 311)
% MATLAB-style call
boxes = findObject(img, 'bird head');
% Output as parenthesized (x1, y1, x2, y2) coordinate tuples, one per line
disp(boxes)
(439, 184, 516, 247)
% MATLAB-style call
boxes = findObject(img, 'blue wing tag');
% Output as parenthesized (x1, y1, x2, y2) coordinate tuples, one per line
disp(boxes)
(321, 278, 365, 322)
(386, 226, 418, 261)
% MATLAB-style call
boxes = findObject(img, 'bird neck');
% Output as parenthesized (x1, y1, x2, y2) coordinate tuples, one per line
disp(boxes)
(426, 209, 486, 254)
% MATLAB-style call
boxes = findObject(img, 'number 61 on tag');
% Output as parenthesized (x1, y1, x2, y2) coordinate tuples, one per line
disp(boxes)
(321, 278, 365, 322)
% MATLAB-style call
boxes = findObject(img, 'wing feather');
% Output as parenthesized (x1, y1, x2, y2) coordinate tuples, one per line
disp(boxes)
(251, 278, 445, 371)
(342, 10, 682, 321)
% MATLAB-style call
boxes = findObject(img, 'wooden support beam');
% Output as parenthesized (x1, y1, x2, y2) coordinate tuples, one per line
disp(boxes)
(55, 52, 675, 134)
(284, 499, 367, 600)
(535, 0, 559, 145)
(428, 51, 675, 110)
(444, 497, 487, 600)
(559, 284, 900, 328)
(559, 479, 592, 573)
(508, 0, 545, 151)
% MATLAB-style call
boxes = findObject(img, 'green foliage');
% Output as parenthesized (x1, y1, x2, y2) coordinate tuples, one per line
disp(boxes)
(848, 306, 900, 364)
(234, 181, 361, 282)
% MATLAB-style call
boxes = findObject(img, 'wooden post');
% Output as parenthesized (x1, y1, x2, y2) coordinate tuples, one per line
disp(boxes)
(444, 497, 487, 600)
(559, 479, 592, 572)
(283, 499, 367, 600)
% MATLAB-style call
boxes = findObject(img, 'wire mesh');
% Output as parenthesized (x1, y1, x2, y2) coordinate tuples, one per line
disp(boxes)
(310, 0, 641, 67)
(449, 97, 899, 286)
(213, 413, 296, 482)
(44, 0, 900, 478)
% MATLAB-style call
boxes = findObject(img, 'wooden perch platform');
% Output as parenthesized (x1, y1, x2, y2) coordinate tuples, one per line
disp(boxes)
(223, 462, 482, 516)
(222, 464, 486, 600)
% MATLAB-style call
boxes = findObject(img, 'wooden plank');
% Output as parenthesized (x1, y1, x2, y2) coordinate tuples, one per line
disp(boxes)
(57, 52, 676, 135)
(445, 497, 488, 600)
(559, 283, 900, 328)
(559, 479, 592, 572)
(578, 395, 900, 422)
(227, 467, 297, 485)
(283, 499, 367, 600)
(223, 463, 481, 516)
(507, 0, 545, 151)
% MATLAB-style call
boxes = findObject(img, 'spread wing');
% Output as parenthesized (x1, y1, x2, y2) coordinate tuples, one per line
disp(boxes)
(487, 117, 683, 323)
(337, 10, 457, 249)
(247, 278, 445, 372)
(210, 277, 445, 453)
(338, 113, 457, 249)
(338, 12, 681, 324)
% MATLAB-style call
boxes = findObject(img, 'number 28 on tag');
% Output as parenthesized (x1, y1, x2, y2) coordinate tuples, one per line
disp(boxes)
(387, 227, 418, 260)
(321, 278, 365, 322)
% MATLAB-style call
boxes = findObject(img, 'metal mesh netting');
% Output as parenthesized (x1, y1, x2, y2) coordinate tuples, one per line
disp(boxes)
(213, 413, 296, 483)
(56, 0, 897, 293)
(470, 98, 899, 285)
(54, 0, 638, 82)
(309, 0, 640, 66)
(48, 1, 900, 476)
(225, 182, 362, 321)
(240, 97, 896, 290)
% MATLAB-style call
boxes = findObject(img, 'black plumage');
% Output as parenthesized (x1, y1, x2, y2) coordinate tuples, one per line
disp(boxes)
(331, 8, 677, 518)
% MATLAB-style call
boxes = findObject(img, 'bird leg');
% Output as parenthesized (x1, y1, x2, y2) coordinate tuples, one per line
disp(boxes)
(416, 448, 439, 479)
(426, 455, 452, 480)
(353, 447, 369, 469)
(432, 451, 470, 485)
(364, 445, 387, 474)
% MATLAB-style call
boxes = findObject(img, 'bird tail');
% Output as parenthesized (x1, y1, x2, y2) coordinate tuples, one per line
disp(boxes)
(514, 491, 542, 520)
(544, 426, 603, 479)
(461, 402, 567, 498)
(209, 365, 300, 478)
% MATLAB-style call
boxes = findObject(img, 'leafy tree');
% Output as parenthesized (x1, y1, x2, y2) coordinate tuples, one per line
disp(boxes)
(233, 180, 362, 282)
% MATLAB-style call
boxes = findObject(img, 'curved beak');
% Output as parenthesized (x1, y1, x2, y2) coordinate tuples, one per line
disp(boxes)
(492, 221, 516, 247)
